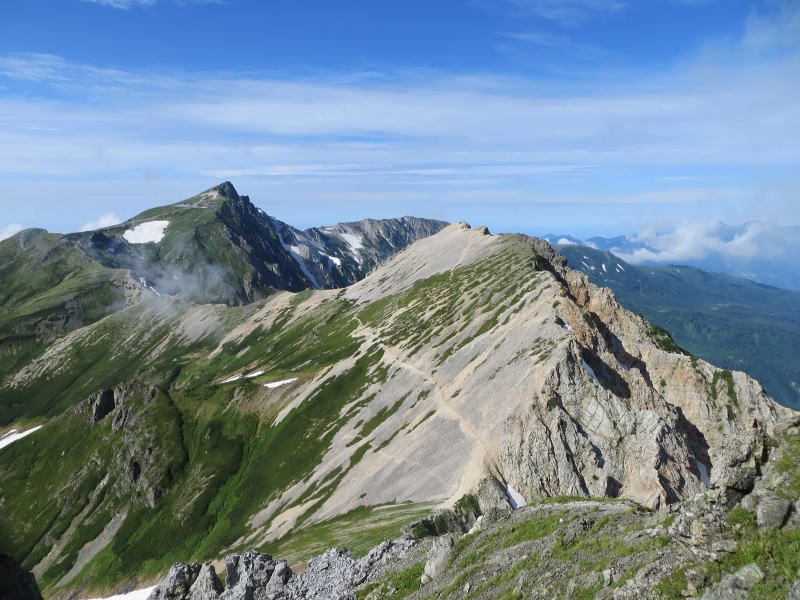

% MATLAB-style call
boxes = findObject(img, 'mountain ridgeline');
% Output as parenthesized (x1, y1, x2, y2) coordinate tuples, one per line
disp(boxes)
(0, 183, 446, 398)
(0, 184, 797, 600)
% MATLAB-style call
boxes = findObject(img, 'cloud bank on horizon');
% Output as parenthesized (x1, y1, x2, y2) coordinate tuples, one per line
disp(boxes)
(0, 0, 797, 243)
(549, 219, 800, 290)
(616, 221, 766, 263)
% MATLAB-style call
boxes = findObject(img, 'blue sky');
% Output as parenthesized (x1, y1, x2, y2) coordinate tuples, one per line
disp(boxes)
(0, 0, 798, 241)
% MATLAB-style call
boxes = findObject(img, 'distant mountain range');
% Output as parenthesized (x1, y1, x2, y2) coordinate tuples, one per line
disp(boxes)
(543, 221, 800, 291)
(555, 243, 800, 409)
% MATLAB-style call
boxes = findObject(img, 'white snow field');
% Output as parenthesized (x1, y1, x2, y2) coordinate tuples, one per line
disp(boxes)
(264, 377, 298, 389)
(83, 585, 155, 600)
(0, 425, 43, 451)
(506, 484, 528, 509)
(123, 221, 170, 244)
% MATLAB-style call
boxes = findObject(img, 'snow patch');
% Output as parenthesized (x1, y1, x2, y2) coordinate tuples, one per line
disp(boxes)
(340, 232, 364, 263)
(601, 263, 607, 273)
(582, 359, 599, 383)
(325, 254, 342, 267)
(83, 586, 156, 600)
(467, 515, 484, 535)
(340, 232, 363, 250)
(506, 484, 527, 509)
(264, 377, 298, 389)
(220, 374, 242, 384)
(123, 221, 169, 244)
(245, 370, 265, 378)
(282, 243, 321, 289)
(617, 263, 625, 271)
(0, 425, 43, 451)
(561, 322, 572, 332)
(696, 460, 711, 487)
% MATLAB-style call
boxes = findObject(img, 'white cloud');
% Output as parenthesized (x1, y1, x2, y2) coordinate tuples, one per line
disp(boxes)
(80, 213, 122, 231)
(613, 221, 767, 264)
(0, 224, 23, 241)
(0, 1, 797, 225)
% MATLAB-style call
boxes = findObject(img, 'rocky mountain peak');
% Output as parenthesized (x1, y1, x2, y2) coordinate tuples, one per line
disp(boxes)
(208, 181, 240, 200)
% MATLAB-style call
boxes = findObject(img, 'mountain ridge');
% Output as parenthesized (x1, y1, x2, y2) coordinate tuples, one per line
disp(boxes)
(0, 190, 796, 600)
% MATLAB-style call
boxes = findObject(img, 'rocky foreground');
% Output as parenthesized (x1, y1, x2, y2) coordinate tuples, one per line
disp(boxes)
(135, 414, 800, 600)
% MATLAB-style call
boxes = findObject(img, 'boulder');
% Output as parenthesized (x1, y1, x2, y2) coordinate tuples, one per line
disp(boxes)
(701, 563, 764, 600)
(755, 495, 792, 530)
(421, 535, 454, 584)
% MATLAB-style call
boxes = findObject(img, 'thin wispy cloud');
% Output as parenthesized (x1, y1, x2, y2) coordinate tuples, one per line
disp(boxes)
(487, 0, 626, 25)
(81, 0, 222, 9)
(0, 1, 798, 230)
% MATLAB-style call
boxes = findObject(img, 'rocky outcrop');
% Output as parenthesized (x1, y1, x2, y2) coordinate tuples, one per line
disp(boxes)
(88, 389, 115, 423)
(0, 553, 43, 600)
(146, 562, 223, 600)
(220, 552, 290, 600)
(420, 535, 454, 584)
(145, 540, 417, 600)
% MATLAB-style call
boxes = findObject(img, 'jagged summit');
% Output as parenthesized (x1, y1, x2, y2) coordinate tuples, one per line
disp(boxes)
(208, 180, 240, 200)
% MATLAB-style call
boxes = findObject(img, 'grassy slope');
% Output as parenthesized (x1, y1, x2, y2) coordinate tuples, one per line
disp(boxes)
(0, 237, 539, 595)
(557, 245, 800, 409)
(0, 230, 129, 389)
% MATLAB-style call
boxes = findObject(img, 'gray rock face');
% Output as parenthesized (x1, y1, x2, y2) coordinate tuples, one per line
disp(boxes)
(148, 540, 416, 600)
(89, 389, 115, 423)
(755, 495, 792, 530)
(701, 563, 764, 600)
(220, 552, 290, 600)
(147, 562, 202, 600)
(0, 553, 43, 600)
(188, 564, 224, 600)
(286, 541, 414, 599)
(286, 548, 357, 600)
(421, 535, 454, 584)
(145, 561, 223, 600)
